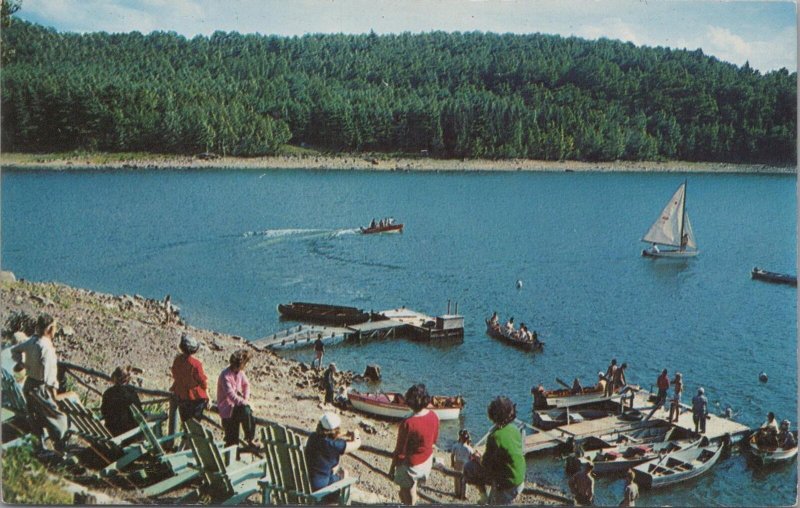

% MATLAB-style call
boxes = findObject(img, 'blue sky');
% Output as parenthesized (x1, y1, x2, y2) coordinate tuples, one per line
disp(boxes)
(15, 0, 797, 73)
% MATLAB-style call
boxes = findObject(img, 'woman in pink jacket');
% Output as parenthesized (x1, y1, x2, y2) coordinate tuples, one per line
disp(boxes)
(217, 349, 257, 449)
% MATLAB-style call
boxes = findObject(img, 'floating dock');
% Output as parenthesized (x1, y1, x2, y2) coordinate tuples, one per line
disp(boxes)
(252, 306, 464, 350)
(515, 390, 751, 456)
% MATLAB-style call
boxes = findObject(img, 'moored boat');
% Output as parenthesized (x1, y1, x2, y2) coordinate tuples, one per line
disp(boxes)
(277, 302, 370, 325)
(747, 431, 798, 465)
(641, 180, 699, 258)
(633, 441, 724, 488)
(532, 407, 613, 430)
(347, 390, 464, 420)
(579, 437, 705, 475)
(751, 267, 797, 286)
(534, 384, 624, 409)
(485, 319, 543, 351)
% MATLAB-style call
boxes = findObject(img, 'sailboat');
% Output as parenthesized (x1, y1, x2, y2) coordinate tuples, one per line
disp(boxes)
(641, 180, 698, 258)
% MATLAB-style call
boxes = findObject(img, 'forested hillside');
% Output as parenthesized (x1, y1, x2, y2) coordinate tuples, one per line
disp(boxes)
(1, 20, 795, 162)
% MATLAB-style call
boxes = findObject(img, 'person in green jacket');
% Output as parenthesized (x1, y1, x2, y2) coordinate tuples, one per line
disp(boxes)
(464, 396, 526, 504)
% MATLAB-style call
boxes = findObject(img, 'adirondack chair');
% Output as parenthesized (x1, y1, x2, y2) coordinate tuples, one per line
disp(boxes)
(1, 367, 28, 423)
(259, 422, 358, 505)
(57, 398, 166, 474)
(125, 405, 201, 496)
(182, 418, 267, 505)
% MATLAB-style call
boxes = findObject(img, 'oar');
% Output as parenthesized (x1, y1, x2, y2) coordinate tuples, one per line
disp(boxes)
(556, 378, 571, 389)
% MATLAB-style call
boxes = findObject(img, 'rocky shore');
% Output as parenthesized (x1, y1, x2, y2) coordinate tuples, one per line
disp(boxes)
(2, 152, 795, 174)
(0, 274, 568, 505)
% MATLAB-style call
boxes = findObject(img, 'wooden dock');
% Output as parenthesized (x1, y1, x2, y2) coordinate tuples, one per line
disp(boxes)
(253, 306, 464, 350)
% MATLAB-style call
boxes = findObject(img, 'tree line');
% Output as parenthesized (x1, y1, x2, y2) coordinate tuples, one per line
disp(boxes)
(1, 19, 795, 163)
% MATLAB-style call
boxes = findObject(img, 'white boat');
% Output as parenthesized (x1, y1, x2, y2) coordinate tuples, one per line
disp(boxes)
(748, 431, 798, 465)
(633, 441, 724, 488)
(641, 180, 699, 258)
(578, 437, 705, 475)
(347, 390, 464, 420)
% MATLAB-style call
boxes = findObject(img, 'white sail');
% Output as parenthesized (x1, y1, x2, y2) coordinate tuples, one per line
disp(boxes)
(682, 213, 697, 249)
(642, 183, 687, 247)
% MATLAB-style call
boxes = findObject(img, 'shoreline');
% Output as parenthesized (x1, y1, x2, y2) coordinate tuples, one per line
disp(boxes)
(1, 152, 796, 174)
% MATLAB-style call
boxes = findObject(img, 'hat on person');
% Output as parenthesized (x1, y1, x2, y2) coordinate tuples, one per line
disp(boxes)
(598, 371, 605, 378)
(781, 419, 790, 429)
(698, 387, 705, 395)
(180, 333, 200, 354)
(320, 412, 341, 430)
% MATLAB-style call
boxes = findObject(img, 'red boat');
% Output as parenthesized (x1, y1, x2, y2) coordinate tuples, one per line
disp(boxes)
(360, 223, 404, 234)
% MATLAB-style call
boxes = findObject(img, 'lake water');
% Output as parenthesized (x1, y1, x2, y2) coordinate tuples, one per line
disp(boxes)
(2, 167, 796, 506)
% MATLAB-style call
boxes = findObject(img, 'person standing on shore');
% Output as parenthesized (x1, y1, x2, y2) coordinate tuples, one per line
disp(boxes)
(619, 469, 639, 506)
(170, 333, 209, 424)
(313, 334, 325, 370)
(390, 384, 439, 506)
(323, 363, 337, 405)
(691, 387, 708, 434)
(450, 429, 475, 499)
(11, 313, 69, 453)
(604, 359, 618, 397)
(463, 396, 526, 505)
(217, 349, 257, 450)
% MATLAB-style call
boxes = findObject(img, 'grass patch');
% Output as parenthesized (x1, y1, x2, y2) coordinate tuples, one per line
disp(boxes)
(1, 444, 73, 504)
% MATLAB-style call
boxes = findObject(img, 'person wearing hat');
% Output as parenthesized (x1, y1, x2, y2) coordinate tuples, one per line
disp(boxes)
(691, 387, 708, 434)
(11, 313, 69, 453)
(595, 372, 607, 392)
(569, 461, 595, 505)
(777, 420, 796, 450)
(217, 349, 257, 449)
(620, 469, 639, 507)
(305, 412, 361, 499)
(450, 429, 475, 499)
(170, 333, 209, 423)
(323, 363, 337, 405)
(101, 366, 142, 437)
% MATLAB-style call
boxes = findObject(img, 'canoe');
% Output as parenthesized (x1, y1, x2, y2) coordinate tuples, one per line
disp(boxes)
(532, 407, 612, 430)
(579, 437, 705, 475)
(633, 442, 724, 489)
(751, 267, 797, 286)
(360, 223, 404, 234)
(485, 320, 543, 351)
(347, 390, 464, 420)
(277, 302, 370, 325)
(748, 431, 798, 464)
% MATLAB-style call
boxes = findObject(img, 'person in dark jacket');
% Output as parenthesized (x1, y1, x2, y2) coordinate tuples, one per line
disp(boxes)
(101, 366, 142, 436)
(323, 363, 337, 405)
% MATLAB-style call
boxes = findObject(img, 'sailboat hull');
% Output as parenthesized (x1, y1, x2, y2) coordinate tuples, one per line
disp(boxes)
(642, 248, 699, 259)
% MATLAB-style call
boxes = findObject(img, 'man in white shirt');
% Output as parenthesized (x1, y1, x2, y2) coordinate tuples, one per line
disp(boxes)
(11, 314, 68, 452)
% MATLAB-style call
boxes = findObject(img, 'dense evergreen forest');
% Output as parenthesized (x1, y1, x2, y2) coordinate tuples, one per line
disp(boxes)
(1, 19, 796, 163)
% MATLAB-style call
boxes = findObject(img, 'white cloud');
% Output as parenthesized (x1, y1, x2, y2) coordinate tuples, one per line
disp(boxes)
(575, 18, 642, 45)
(706, 25, 754, 63)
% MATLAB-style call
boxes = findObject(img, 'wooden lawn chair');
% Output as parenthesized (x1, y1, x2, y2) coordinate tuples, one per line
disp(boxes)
(1, 367, 28, 422)
(259, 422, 358, 505)
(57, 398, 166, 474)
(125, 405, 201, 496)
(183, 418, 267, 505)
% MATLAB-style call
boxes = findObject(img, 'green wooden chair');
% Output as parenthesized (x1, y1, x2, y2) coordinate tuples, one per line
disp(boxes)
(126, 405, 201, 496)
(259, 422, 358, 505)
(57, 398, 166, 474)
(182, 418, 267, 505)
(1, 367, 28, 422)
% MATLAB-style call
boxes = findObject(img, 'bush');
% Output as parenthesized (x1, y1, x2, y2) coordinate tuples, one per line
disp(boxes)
(1, 444, 73, 504)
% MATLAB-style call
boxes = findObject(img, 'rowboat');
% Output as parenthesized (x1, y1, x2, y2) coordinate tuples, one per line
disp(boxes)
(347, 390, 464, 420)
(485, 320, 543, 351)
(532, 407, 612, 430)
(536, 385, 622, 409)
(277, 302, 370, 326)
(751, 267, 797, 287)
(360, 223, 404, 234)
(633, 441, 724, 488)
(641, 180, 699, 259)
(747, 431, 798, 464)
(579, 437, 705, 475)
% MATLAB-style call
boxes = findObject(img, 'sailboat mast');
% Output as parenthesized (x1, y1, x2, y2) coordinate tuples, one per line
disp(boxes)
(679, 179, 687, 251)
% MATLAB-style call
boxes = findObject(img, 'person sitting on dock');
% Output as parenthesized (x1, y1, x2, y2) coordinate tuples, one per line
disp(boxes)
(568, 461, 595, 506)
(604, 359, 618, 397)
(531, 384, 548, 410)
(464, 396, 525, 505)
(668, 372, 683, 423)
(778, 420, 797, 449)
(691, 387, 708, 434)
(305, 412, 361, 502)
(313, 333, 325, 370)
(571, 378, 583, 395)
(596, 372, 607, 392)
(655, 369, 670, 409)
(101, 366, 143, 438)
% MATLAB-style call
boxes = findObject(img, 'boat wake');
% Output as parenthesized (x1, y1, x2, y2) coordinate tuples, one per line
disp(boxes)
(243, 228, 359, 240)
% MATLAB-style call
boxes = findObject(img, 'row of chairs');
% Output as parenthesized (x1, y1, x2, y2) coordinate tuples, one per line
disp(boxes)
(1, 367, 357, 505)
